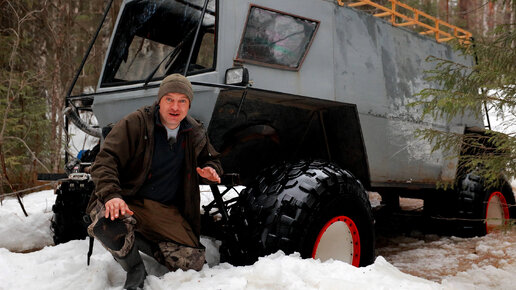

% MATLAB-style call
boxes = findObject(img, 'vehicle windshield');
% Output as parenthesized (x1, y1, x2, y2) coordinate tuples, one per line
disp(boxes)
(100, 0, 216, 87)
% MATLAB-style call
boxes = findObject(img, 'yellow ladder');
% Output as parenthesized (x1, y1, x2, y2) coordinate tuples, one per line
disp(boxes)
(339, 0, 472, 44)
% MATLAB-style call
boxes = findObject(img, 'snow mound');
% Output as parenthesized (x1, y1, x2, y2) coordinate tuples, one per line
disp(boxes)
(0, 190, 54, 252)
(0, 240, 439, 290)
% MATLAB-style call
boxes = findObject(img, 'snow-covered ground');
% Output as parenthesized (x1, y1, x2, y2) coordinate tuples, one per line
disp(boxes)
(376, 231, 516, 289)
(1, 190, 515, 289)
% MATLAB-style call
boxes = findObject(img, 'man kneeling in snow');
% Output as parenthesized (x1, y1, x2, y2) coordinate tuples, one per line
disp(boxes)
(86, 74, 222, 289)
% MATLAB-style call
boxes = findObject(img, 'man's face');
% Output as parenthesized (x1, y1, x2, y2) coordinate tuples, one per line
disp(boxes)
(159, 92, 190, 130)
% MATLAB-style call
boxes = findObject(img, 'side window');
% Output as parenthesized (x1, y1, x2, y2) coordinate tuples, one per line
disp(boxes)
(236, 5, 319, 70)
(196, 32, 215, 69)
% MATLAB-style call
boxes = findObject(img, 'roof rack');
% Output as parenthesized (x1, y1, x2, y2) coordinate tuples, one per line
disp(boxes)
(339, 0, 472, 44)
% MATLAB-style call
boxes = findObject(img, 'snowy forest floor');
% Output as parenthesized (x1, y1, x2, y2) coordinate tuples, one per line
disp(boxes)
(1, 188, 515, 289)
(372, 191, 516, 284)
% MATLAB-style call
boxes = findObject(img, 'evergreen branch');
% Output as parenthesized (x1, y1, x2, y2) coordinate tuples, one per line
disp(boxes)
(416, 127, 516, 188)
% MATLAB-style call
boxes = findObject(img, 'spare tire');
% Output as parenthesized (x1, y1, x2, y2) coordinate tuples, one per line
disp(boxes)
(51, 179, 94, 244)
(228, 160, 375, 266)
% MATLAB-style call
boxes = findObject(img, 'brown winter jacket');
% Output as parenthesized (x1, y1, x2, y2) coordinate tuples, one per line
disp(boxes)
(86, 103, 222, 237)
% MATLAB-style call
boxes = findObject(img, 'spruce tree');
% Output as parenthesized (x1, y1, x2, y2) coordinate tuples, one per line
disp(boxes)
(413, 24, 516, 188)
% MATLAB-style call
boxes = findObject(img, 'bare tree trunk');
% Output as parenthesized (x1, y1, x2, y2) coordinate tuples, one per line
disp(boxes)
(487, 1, 495, 33)
(504, 1, 513, 32)
(458, 0, 469, 28)
(50, 59, 64, 172)
(439, 0, 449, 23)
(42, 0, 73, 172)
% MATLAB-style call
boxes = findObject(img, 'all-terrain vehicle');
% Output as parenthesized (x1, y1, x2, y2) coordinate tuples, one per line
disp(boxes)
(49, 0, 515, 267)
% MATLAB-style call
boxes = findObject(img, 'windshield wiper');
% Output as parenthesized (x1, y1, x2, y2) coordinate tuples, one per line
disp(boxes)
(142, 41, 183, 87)
(142, 26, 197, 87)
(143, 0, 210, 86)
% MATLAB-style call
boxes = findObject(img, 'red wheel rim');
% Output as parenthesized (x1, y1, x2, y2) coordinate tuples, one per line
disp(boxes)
(485, 191, 510, 233)
(312, 216, 361, 267)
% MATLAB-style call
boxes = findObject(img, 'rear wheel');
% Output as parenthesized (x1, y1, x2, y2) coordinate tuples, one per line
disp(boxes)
(457, 173, 515, 236)
(228, 160, 375, 266)
(484, 191, 510, 233)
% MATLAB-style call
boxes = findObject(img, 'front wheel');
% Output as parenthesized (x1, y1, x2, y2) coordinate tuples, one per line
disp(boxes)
(228, 160, 375, 266)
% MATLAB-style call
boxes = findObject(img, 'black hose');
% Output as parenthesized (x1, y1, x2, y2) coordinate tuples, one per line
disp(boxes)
(63, 107, 102, 138)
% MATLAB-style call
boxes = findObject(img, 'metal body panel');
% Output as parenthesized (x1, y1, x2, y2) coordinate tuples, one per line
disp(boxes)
(360, 114, 465, 187)
(208, 88, 370, 185)
(331, 7, 480, 186)
(93, 72, 220, 127)
(218, 0, 336, 99)
(91, 0, 483, 188)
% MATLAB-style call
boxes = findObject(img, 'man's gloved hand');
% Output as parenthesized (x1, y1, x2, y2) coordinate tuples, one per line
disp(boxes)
(105, 198, 134, 220)
(196, 166, 221, 184)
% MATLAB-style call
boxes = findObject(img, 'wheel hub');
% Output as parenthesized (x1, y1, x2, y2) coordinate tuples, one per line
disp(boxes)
(485, 191, 510, 233)
(312, 216, 361, 266)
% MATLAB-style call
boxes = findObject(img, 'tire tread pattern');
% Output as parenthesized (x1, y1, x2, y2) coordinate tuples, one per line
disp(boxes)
(228, 160, 375, 266)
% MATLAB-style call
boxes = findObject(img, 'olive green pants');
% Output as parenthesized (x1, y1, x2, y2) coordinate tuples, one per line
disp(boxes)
(127, 199, 199, 247)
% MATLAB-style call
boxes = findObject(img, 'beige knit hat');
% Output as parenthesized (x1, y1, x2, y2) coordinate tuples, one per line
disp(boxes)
(157, 74, 194, 103)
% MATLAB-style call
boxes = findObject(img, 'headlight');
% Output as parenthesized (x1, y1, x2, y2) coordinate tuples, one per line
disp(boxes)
(225, 67, 249, 86)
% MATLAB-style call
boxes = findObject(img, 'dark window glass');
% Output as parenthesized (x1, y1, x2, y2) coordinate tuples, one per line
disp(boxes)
(101, 0, 216, 87)
(237, 6, 319, 70)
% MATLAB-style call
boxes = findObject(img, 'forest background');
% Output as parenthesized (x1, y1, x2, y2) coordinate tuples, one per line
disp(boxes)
(0, 0, 514, 197)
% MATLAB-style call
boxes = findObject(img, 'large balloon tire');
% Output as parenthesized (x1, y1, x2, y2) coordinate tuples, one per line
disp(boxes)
(457, 173, 515, 236)
(228, 160, 375, 266)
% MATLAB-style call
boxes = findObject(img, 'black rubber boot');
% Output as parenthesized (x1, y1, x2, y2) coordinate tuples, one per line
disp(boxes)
(115, 246, 147, 290)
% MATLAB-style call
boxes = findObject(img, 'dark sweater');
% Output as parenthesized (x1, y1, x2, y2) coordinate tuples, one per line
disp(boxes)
(137, 112, 191, 205)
